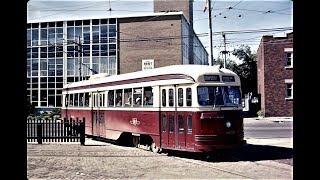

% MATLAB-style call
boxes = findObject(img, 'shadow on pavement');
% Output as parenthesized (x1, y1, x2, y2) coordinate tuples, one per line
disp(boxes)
(165, 144, 293, 164)
(84, 136, 117, 146)
(84, 137, 293, 165)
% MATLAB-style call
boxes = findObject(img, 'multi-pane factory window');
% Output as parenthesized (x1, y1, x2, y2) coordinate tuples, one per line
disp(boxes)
(27, 18, 118, 108)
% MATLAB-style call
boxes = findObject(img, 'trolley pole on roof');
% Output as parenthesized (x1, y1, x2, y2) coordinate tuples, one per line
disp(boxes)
(77, 36, 82, 81)
(221, 32, 229, 68)
(58, 39, 97, 81)
(73, 37, 98, 79)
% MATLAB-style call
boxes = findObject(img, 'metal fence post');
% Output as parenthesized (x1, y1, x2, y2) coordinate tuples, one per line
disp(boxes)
(80, 118, 85, 145)
(37, 123, 42, 144)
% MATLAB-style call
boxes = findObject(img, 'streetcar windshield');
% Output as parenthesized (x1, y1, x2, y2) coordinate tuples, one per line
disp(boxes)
(197, 86, 241, 106)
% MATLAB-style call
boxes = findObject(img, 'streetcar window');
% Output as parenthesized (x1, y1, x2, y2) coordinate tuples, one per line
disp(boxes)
(96, 94, 99, 107)
(197, 86, 241, 106)
(84, 92, 89, 107)
(161, 114, 167, 132)
(169, 89, 174, 107)
(95, 94, 98, 107)
(215, 88, 224, 105)
(222, 76, 235, 82)
(124, 89, 132, 107)
(65, 94, 69, 107)
(74, 93, 79, 107)
(79, 93, 84, 107)
(169, 115, 174, 133)
(99, 93, 103, 107)
(178, 115, 184, 133)
(143, 87, 153, 106)
(108, 90, 114, 107)
(178, 88, 183, 107)
(93, 94, 96, 107)
(133, 88, 142, 106)
(222, 86, 241, 106)
(197, 86, 223, 106)
(186, 88, 192, 106)
(115, 90, 123, 107)
(187, 115, 192, 134)
(69, 94, 73, 106)
(204, 75, 220, 82)
(102, 93, 105, 107)
(161, 89, 166, 107)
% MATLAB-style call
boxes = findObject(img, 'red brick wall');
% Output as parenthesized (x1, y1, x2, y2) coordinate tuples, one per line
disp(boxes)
(257, 34, 293, 117)
(118, 16, 182, 74)
(154, 0, 192, 23)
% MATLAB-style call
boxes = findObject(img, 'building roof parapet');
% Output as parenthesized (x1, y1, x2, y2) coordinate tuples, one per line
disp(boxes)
(261, 32, 293, 42)
(28, 11, 183, 24)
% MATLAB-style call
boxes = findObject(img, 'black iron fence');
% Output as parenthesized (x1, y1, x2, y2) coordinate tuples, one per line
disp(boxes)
(27, 117, 85, 145)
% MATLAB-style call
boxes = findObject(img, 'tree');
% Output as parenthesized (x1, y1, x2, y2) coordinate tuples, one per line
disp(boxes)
(214, 45, 257, 95)
(214, 56, 238, 70)
(231, 45, 257, 95)
(51, 108, 61, 115)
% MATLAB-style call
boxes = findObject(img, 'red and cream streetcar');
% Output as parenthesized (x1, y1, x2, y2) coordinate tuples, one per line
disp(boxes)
(61, 65, 246, 153)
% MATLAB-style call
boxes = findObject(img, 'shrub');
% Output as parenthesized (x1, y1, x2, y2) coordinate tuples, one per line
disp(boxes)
(257, 110, 265, 118)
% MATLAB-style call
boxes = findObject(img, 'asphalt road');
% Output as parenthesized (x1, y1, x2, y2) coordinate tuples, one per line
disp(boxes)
(244, 120, 293, 139)
(27, 140, 292, 179)
(27, 119, 293, 179)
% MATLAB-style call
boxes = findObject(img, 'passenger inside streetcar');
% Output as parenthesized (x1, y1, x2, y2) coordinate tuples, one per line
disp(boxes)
(125, 97, 132, 106)
(143, 97, 149, 105)
(116, 97, 122, 106)
(135, 97, 141, 105)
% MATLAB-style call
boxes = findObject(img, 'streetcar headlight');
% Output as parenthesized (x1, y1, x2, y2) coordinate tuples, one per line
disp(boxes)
(226, 121, 231, 128)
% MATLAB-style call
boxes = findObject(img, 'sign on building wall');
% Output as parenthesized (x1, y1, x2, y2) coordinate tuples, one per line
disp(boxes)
(142, 59, 154, 71)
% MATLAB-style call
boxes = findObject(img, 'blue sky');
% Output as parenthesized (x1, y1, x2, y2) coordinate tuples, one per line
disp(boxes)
(28, 0, 293, 64)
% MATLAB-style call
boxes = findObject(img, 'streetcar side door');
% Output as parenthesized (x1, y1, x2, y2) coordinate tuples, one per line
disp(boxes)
(92, 91, 105, 137)
(160, 87, 168, 148)
(98, 92, 106, 138)
(176, 87, 186, 149)
(160, 86, 176, 149)
(92, 92, 98, 136)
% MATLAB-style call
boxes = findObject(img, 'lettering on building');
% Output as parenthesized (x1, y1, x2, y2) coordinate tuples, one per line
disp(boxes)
(142, 59, 154, 71)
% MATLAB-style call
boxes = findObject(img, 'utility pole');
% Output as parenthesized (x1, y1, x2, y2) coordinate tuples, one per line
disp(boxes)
(221, 32, 228, 68)
(208, 0, 214, 66)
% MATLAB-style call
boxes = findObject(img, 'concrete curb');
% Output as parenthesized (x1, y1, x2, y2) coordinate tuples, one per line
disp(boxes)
(244, 117, 293, 122)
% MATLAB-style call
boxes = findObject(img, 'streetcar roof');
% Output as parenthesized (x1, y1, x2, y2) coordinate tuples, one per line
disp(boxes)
(63, 65, 239, 90)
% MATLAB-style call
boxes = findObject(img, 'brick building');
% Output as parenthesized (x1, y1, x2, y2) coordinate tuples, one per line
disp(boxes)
(257, 32, 293, 117)
(27, 0, 208, 110)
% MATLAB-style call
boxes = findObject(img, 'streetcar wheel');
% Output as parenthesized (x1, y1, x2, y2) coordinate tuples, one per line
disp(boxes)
(150, 142, 160, 153)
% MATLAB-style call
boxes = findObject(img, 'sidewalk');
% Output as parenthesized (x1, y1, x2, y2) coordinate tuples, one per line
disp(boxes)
(243, 117, 293, 149)
(245, 137, 293, 149)
(244, 116, 293, 123)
